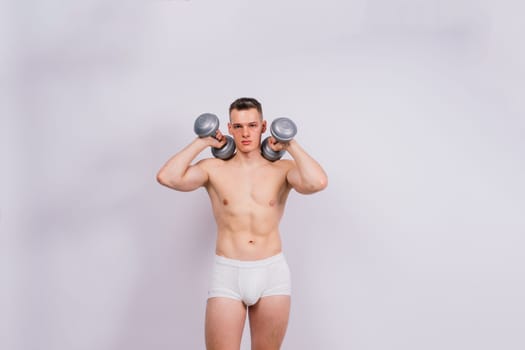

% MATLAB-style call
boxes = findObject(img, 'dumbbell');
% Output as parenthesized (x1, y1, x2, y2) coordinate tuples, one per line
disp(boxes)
(261, 117, 297, 161)
(194, 113, 236, 160)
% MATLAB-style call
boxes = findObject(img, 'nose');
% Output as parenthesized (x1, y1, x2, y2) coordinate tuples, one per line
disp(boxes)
(242, 126, 250, 137)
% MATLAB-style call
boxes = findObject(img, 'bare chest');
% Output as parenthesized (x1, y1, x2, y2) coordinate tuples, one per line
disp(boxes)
(207, 165, 289, 208)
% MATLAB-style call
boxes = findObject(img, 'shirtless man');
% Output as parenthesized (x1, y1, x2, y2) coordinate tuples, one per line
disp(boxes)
(156, 97, 328, 350)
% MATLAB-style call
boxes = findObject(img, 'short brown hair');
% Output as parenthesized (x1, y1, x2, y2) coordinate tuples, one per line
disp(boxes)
(229, 97, 263, 117)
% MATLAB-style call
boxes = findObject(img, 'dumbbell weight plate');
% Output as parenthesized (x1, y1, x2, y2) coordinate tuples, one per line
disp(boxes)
(261, 137, 285, 162)
(270, 117, 297, 142)
(212, 135, 236, 160)
(194, 113, 219, 138)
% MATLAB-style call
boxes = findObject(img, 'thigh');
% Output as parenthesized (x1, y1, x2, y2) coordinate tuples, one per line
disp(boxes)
(248, 295, 291, 350)
(205, 297, 247, 350)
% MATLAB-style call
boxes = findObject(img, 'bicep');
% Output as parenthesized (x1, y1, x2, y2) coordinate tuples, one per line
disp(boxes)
(179, 163, 209, 191)
(285, 162, 308, 194)
(160, 162, 209, 192)
(285, 160, 325, 194)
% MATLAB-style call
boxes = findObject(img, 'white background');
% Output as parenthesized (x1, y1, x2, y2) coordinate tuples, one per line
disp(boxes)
(2, 0, 524, 349)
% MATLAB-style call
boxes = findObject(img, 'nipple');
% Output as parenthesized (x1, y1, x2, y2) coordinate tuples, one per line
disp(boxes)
(223, 199, 229, 206)
(269, 199, 276, 207)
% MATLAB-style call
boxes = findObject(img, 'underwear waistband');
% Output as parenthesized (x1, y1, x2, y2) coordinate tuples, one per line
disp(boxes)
(214, 252, 285, 268)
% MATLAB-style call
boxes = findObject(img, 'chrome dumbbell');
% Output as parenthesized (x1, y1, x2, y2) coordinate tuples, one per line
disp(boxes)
(194, 113, 236, 160)
(261, 117, 297, 161)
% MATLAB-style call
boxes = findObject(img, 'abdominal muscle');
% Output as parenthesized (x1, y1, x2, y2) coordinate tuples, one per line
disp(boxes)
(209, 193, 287, 261)
(215, 228, 283, 261)
(204, 159, 292, 261)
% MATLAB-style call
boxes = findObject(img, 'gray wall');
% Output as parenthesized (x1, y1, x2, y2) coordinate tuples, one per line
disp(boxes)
(3, 0, 524, 349)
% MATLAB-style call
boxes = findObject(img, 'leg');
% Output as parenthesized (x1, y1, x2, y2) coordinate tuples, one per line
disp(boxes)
(205, 297, 247, 350)
(248, 295, 291, 350)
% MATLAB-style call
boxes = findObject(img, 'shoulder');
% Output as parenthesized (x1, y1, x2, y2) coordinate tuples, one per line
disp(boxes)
(196, 157, 229, 172)
(274, 159, 296, 171)
(266, 159, 296, 177)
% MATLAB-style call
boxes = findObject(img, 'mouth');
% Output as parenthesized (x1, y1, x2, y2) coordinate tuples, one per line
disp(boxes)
(241, 140, 251, 145)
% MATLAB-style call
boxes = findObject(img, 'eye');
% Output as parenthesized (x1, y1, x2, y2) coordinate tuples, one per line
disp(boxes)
(234, 125, 242, 129)
(249, 123, 258, 128)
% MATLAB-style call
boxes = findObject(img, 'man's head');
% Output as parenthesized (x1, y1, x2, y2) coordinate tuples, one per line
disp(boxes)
(229, 97, 263, 120)
(228, 97, 267, 153)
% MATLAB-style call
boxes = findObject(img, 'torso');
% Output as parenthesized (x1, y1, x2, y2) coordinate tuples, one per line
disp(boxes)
(201, 156, 294, 260)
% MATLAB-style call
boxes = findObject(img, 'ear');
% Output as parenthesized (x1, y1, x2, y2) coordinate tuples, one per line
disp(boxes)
(227, 122, 233, 135)
(261, 120, 267, 133)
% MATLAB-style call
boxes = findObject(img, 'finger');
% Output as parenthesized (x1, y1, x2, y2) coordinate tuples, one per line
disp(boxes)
(270, 140, 281, 151)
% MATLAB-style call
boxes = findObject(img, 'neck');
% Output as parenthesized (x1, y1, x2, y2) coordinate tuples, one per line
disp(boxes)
(233, 148, 266, 166)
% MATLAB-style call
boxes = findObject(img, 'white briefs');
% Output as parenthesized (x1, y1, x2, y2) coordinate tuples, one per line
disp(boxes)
(208, 252, 292, 306)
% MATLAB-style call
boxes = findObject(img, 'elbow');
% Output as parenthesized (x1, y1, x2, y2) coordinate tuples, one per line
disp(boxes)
(312, 175, 328, 192)
(318, 175, 328, 191)
(299, 175, 328, 194)
(156, 172, 166, 186)
(157, 169, 186, 190)
(156, 169, 170, 187)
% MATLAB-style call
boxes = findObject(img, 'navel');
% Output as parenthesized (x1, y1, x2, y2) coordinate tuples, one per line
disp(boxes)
(223, 199, 229, 206)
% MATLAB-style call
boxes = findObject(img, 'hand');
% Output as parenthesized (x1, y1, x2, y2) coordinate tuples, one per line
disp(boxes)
(267, 136, 290, 152)
(261, 117, 297, 161)
(207, 129, 227, 149)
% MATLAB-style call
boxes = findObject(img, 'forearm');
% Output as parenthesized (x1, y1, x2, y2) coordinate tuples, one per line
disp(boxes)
(157, 137, 209, 184)
(286, 140, 328, 191)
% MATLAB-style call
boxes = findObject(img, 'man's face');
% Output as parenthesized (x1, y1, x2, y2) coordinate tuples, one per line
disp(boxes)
(228, 108, 267, 153)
